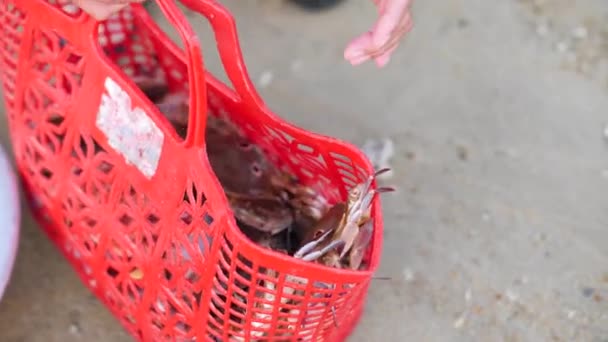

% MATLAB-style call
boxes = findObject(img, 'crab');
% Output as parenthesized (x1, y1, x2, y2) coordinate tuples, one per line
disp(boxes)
(293, 168, 394, 269)
(136, 76, 333, 241)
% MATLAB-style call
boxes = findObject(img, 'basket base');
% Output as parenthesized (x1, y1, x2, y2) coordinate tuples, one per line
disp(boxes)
(19, 178, 367, 342)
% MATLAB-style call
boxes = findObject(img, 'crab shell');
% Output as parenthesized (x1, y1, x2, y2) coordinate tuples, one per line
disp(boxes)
(227, 193, 294, 235)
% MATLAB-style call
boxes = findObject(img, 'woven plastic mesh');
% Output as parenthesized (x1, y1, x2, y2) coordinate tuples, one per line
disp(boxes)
(0, 1, 384, 341)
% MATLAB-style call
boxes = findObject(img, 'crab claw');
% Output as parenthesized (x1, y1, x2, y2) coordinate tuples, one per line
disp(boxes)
(349, 168, 393, 216)
(338, 220, 360, 258)
(348, 219, 374, 269)
(355, 186, 396, 218)
(360, 168, 384, 193)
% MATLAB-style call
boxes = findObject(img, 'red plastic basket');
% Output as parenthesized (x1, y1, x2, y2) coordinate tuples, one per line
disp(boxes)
(0, 0, 385, 340)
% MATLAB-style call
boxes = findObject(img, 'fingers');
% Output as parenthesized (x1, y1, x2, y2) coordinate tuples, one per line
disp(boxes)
(344, 33, 374, 66)
(344, 13, 412, 67)
(71, 0, 144, 20)
(368, 11, 412, 58)
(344, 30, 400, 67)
(373, 44, 397, 67)
(345, 0, 413, 68)
(370, 0, 411, 49)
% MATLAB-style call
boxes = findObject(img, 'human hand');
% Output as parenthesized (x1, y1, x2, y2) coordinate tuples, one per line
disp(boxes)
(71, 0, 145, 20)
(344, 0, 413, 67)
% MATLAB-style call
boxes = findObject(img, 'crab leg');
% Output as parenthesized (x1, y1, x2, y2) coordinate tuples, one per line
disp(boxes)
(300, 240, 344, 262)
(294, 228, 334, 259)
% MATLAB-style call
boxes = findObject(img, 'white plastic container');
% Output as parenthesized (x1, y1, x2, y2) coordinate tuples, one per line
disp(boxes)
(0, 143, 20, 301)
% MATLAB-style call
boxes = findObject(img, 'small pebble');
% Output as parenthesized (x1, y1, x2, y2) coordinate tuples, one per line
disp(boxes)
(566, 309, 577, 320)
(258, 70, 274, 88)
(69, 323, 81, 335)
(571, 26, 588, 40)
(536, 23, 549, 37)
(402, 268, 415, 282)
(456, 145, 469, 161)
(453, 312, 467, 329)
(505, 289, 519, 302)
(556, 41, 569, 53)
(582, 287, 595, 297)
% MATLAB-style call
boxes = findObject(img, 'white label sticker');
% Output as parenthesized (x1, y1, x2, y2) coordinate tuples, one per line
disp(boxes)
(96, 77, 164, 179)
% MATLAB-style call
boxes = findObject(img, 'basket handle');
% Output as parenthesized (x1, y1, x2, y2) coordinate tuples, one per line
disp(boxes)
(152, 0, 266, 148)
(150, 0, 210, 147)
(87, 0, 210, 147)
(175, 0, 264, 105)
(88, 0, 264, 147)
(169, 0, 265, 147)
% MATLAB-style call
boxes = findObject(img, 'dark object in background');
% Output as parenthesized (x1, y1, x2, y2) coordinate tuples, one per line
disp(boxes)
(287, 0, 347, 11)
(143, 0, 347, 12)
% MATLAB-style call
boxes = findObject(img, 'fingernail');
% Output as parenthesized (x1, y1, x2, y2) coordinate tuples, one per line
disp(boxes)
(344, 48, 365, 60)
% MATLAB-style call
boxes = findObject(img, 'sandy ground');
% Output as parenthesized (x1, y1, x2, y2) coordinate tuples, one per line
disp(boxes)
(1, 0, 608, 341)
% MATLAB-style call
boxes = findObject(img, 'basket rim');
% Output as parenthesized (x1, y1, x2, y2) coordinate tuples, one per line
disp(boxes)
(220, 200, 384, 281)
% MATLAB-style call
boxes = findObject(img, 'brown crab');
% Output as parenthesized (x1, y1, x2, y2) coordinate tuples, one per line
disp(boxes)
(135, 76, 327, 238)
